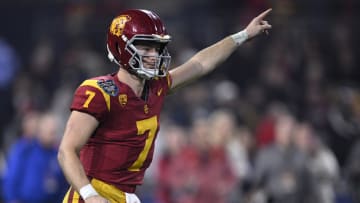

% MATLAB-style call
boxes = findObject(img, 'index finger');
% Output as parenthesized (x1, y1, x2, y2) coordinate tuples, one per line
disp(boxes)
(256, 8, 272, 20)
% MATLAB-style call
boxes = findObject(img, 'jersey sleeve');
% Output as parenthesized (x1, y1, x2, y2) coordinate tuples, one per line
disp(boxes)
(70, 79, 109, 121)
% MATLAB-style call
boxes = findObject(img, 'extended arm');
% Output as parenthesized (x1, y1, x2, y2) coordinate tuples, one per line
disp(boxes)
(57, 111, 108, 202)
(169, 8, 272, 90)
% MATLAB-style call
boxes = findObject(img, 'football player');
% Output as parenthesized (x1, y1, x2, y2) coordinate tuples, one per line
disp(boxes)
(58, 8, 272, 203)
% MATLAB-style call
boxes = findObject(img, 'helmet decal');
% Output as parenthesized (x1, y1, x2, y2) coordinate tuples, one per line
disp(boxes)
(110, 15, 131, 37)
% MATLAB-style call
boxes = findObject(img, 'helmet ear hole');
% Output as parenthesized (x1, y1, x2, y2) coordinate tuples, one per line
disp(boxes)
(130, 58, 139, 67)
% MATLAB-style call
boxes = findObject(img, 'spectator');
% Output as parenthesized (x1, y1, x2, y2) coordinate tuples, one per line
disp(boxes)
(157, 112, 237, 203)
(252, 112, 316, 203)
(293, 122, 340, 203)
(2, 111, 39, 203)
(3, 112, 67, 203)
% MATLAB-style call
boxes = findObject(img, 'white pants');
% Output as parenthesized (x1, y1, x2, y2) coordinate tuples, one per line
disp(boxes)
(125, 193, 141, 203)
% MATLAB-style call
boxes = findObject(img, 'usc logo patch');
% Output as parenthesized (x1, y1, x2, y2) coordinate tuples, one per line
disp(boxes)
(110, 15, 131, 37)
(118, 94, 128, 107)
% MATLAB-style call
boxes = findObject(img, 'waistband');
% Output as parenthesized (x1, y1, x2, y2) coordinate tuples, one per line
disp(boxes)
(88, 176, 137, 193)
(114, 183, 136, 193)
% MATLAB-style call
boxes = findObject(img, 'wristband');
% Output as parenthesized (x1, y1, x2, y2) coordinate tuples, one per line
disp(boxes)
(230, 30, 248, 46)
(79, 184, 99, 200)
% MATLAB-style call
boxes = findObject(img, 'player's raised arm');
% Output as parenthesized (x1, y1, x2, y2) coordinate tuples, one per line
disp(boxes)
(169, 8, 272, 90)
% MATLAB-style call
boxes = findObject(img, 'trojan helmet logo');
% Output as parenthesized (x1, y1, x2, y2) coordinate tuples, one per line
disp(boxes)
(118, 94, 128, 107)
(110, 15, 131, 37)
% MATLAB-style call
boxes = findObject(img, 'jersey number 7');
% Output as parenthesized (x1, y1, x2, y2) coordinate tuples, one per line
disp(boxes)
(82, 90, 158, 172)
(128, 116, 158, 171)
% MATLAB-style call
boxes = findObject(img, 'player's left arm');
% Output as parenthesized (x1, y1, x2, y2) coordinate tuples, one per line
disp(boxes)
(169, 8, 272, 90)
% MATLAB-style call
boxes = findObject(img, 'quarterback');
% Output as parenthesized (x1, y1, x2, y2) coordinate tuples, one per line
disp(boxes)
(58, 8, 272, 203)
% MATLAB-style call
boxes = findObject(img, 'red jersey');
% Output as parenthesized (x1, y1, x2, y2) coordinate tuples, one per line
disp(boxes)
(70, 72, 172, 192)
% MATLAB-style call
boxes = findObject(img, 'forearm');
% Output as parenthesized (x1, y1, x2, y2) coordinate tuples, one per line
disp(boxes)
(57, 148, 90, 192)
(170, 35, 241, 90)
(191, 36, 238, 77)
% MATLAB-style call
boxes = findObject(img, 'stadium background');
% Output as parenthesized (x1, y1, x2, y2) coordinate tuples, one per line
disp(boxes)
(0, 0, 359, 202)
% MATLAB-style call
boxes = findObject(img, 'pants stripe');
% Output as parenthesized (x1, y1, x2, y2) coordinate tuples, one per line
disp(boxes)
(62, 188, 70, 203)
(63, 187, 85, 203)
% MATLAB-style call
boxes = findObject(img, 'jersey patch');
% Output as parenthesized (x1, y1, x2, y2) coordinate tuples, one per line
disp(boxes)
(97, 79, 119, 96)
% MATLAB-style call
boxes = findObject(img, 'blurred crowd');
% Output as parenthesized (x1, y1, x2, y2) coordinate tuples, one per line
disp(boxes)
(0, 0, 359, 203)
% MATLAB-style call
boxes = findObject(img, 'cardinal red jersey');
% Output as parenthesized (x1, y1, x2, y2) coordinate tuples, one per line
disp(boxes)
(70, 72, 172, 192)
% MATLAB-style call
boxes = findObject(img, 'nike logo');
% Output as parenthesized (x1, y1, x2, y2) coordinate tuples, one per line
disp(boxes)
(157, 88, 163, 96)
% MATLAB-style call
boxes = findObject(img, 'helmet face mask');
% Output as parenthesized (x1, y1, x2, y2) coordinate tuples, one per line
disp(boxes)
(125, 35, 171, 79)
(107, 9, 171, 79)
